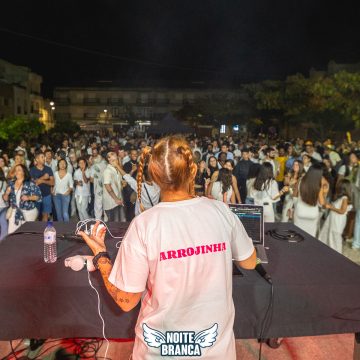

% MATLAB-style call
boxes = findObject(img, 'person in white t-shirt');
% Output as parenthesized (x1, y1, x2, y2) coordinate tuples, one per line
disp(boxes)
(73, 157, 91, 220)
(79, 136, 256, 360)
(53, 159, 73, 222)
(102, 152, 125, 222)
(116, 156, 160, 216)
(90, 148, 107, 220)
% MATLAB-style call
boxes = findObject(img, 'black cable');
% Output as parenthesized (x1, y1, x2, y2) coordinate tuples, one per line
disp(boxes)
(266, 229, 304, 243)
(9, 340, 18, 360)
(258, 283, 274, 360)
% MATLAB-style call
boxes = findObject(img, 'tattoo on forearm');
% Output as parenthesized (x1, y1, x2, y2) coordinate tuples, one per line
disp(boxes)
(98, 258, 132, 305)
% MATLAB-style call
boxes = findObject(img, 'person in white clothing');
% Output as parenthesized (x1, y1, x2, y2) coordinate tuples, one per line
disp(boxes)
(53, 159, 73, 222)
(90, 147, 107, 219)
(102, 152, 125, 222)
(293, 164, 329, 237)
(248, 163, 284, 222)
(78, 136, 256, 360)
(73, 157, 91, 220)
(117, 155, 160, 216)
(318, 179, 352, 253)
(209, 168, 235, 204)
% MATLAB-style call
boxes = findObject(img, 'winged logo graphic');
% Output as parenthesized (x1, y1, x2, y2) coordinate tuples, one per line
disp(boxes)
(194, 324, 218, 347)
(143, 323, 218, 349)
(143, 323, 166, 348)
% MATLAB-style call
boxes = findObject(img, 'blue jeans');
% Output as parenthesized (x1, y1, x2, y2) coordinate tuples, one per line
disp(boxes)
(53, 194, 71, 222)
(353, 209, 360, 249)
(0, 207, 8, 241)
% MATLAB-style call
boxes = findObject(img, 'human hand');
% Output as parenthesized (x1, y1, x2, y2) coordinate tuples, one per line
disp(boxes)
(325, 203, 331, 209)
(35, 179, 43, 186)
(21, 195, 30, 201)
(78, 221, 107, 255)
(282, 186, 289, 193)
(115, 198, 123, 206)
(42, 173, 50, 180)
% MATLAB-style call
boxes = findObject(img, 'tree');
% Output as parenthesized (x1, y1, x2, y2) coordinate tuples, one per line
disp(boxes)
(0, 116, 45, 145)
(176, 93, 254, 127)
(245, 71, 360, 138)
(49, 118, 81, 136)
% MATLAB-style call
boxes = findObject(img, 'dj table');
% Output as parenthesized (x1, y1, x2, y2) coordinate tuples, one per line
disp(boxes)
(0, 222, 360, 356)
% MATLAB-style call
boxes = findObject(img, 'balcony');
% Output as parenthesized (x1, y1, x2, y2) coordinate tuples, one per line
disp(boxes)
(54, 98, 71, 105)
(83, 98, 99, 105)
(107, 99, 124, 105)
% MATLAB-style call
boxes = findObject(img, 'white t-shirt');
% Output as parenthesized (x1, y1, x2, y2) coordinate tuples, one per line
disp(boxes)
(45, 159, 58, 174)
(73, 168, 91, 197)
(123, 174, 160, 216)
(90, 158, 107, 195)
(109, 197, 254, 360)
(102, 164, 123, 211)
(54, 171, 73, 195)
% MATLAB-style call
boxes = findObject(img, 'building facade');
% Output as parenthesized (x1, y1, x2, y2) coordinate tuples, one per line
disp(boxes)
(53, 86, 246, 130)
(0, 58, 52, 129)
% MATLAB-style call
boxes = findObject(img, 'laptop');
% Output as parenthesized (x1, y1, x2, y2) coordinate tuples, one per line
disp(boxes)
(228, 204, 268, 263)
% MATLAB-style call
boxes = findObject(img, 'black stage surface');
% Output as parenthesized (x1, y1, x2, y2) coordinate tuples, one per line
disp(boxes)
(0, 222, 360, 341)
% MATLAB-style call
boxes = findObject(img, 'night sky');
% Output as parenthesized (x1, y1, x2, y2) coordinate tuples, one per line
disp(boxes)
(1, 0, 360, 96)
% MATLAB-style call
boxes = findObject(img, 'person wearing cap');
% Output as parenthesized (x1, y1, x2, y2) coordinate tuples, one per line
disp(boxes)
(302, 140, 322, 162)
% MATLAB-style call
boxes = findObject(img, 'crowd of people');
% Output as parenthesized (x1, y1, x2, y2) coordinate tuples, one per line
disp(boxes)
(0, 132, 359, 254)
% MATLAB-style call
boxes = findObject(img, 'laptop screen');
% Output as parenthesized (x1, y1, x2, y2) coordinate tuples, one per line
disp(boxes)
(228, 204, 264, 245)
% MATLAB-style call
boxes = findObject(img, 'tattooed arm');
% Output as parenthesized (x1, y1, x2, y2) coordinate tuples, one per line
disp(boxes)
(79, 222, 142, 312)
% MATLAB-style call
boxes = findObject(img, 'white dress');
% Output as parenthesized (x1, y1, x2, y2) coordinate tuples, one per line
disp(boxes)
(293, 194, 319, 237)
(318, 196, 352, 253)
(211, 181, 233, 203)
(248, 180, 279, 222)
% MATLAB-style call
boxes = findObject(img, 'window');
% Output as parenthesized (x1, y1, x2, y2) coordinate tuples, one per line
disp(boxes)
(17, 106, 22, 114)
(220, 124, 226, 134)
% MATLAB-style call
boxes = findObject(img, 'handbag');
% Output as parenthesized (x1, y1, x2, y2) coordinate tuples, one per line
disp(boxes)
(130, 191, 137, 204)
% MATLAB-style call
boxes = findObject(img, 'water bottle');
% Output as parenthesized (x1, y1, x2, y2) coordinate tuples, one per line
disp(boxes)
(44, 221, 57, 263)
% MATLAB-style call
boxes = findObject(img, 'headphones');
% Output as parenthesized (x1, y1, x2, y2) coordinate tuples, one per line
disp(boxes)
(64, 255, 96, 272)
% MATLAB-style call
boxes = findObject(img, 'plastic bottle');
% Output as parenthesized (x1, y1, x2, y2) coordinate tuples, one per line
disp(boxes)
(44, 221, 57, 263)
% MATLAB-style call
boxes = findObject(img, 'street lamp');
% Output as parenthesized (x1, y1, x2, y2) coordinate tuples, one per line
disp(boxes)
(49, 101, 55, 127)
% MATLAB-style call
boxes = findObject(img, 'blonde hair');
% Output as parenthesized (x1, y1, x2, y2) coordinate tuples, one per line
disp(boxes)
(136, 136, 197, 212)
